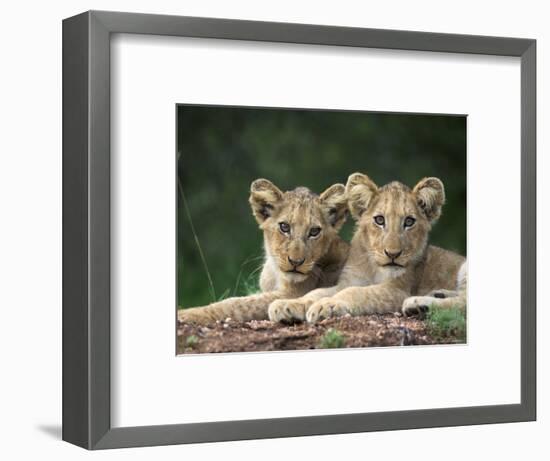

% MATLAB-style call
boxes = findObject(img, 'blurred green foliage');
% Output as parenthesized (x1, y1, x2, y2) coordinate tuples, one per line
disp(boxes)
(177, 105, 466, 308)
(319, 328, 346, 349)
(426, 306, 467, 342)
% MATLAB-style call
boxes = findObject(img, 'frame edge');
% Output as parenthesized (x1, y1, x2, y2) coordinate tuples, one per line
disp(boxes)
(520, 40, 537, 422)
(62, 11, 91, 449)
(62, 10, 537, 449)
(91, 9, 533, 56)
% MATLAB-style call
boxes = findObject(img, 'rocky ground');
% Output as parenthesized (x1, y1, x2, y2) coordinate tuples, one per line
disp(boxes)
(177, 313, 464, 354)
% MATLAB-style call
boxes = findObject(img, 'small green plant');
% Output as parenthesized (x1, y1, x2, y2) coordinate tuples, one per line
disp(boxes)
(185, 335, 199, 348)
(319, 328, 346, 349)
(425, 305, 466, 342)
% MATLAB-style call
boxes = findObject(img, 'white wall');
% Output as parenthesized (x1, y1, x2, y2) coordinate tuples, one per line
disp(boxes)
(0, 0, 546, 458)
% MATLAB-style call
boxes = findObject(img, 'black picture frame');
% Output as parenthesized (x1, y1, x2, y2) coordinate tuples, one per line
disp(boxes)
(62, 10, 536, 449)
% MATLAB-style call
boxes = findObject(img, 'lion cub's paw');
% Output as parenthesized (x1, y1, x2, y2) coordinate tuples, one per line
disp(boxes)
(306, 298, 349, 323)
(268, 300, 307, 323)
(178, 308, 209, 325)
(402, 296, 432, 318)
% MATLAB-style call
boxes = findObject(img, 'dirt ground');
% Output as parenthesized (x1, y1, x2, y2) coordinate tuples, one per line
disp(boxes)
(177, 313, 464, 354)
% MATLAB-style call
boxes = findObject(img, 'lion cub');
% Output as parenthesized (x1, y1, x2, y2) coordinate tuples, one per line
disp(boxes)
(178, 179, 350, 324)
(269, 173, 467, 323)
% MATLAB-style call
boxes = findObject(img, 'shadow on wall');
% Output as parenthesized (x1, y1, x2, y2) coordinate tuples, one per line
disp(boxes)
(36, 424, 62, 440)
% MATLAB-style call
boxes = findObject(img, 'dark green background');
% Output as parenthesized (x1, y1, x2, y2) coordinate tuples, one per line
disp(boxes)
(177, 105, 466, 308)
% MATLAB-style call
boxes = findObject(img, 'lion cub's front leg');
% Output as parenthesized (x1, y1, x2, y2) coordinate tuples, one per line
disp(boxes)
(402, 291, 466, 317)
(306, 285, 409, 323)
(178, 292, 282, 325)
(178, 305, 219, 324)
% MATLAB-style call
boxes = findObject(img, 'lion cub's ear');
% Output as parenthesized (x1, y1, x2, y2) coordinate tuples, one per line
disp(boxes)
(345, 173, 378, 219)
(413, 177, 446, 222)
(319, 183, 348, 231)
(249, 178, 284, 224)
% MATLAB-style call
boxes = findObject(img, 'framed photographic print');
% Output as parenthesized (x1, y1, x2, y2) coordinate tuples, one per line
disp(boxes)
(63, 10, 536, 449)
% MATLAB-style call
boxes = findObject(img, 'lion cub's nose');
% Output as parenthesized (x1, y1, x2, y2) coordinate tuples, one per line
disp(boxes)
(384, 249, 402, 260)
(288, 256, 305, 267)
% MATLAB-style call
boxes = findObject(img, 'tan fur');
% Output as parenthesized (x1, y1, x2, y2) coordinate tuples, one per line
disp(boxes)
(269, 173, 467, 323)
(178, 179, 350, 324)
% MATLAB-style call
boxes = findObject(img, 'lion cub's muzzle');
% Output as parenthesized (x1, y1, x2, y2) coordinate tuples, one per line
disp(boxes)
(382, 249, 405, 267)
(281, 255, 312, 279)
(287, 256, 305, 271)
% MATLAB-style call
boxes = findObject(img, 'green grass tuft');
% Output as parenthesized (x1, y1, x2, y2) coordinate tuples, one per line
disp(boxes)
(185, 335, 199, 348)
(319, 328, 346, 349)
(425, 305, 466, 342)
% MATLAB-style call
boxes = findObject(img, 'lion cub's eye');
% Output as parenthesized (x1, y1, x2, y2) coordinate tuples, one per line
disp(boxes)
(404, 216, 416, 228)
(279, 222, 291, 234)
(374, 215, 385, 226)
(308, 227, 321, 238)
